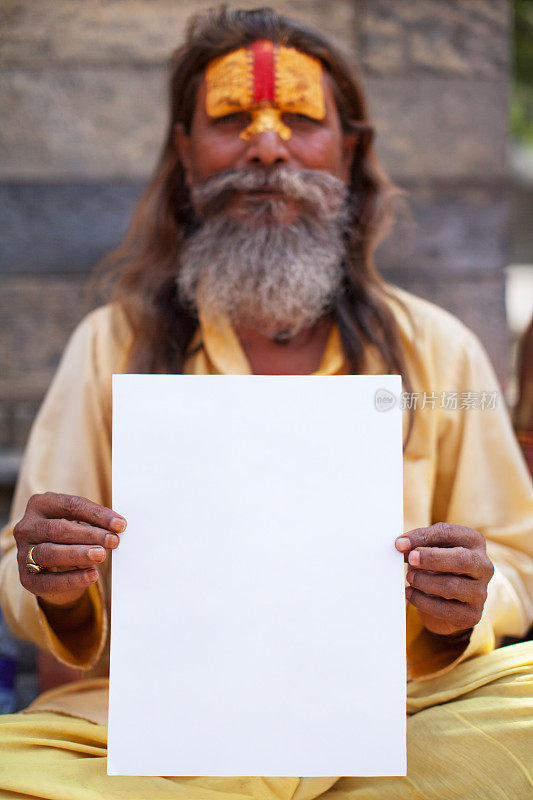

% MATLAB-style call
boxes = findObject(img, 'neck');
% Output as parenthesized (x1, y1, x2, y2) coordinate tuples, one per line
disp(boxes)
(233, 316, 334, 375)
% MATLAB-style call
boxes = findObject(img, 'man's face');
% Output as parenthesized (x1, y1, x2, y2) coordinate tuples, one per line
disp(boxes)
(175, 44, 356, 340)
(177, 57, 356, 198)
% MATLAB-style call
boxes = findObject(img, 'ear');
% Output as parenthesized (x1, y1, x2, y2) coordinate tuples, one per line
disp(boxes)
(174, 123, 194, 188)
(341, 122, 374, 182)
(340, 131, 358, 183)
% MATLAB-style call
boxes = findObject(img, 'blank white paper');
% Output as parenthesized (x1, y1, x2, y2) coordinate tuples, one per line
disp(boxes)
(108, 374, 406, 777)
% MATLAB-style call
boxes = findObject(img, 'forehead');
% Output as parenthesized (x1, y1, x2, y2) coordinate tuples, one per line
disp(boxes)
(192, 64, 341, 123)
(204, 42, 326, 117)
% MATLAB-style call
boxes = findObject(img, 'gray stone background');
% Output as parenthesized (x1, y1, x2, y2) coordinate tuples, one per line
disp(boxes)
(0, 0, 517, 519)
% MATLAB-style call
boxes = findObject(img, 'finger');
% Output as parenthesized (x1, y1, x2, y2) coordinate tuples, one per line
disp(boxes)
(406, 569, 483, 603)
(33, 493, 126, 533)
(26, 568, 100, 596)
(27, 518, 120, 549)
(405, 587, 480, 629)
(30, 543, 107, 570)
(395, 537, 413, 561)
(396, 523, 482, 552)
(406, 546, 490, 579)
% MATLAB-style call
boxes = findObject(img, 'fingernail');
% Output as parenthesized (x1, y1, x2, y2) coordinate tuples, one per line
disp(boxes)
(406, 570, 414, 584)
(405, 587, 413, 600)
(89, 547, 105, 562)
(105, 534, 119, 549)
(395, 537, 411, 552)
(408, 550, 420, 567)
(110, 517, 126, 533)
(87, 569, 99, 582)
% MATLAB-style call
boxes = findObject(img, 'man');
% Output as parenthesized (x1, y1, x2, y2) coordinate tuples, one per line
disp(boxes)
(1, 7, 532, 799)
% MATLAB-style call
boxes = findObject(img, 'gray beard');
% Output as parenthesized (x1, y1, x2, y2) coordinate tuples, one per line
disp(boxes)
(177, 168, 350, 340)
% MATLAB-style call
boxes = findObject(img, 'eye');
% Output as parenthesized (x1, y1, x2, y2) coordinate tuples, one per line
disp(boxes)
(282, 112, 321, 127)
(212, 111, 250, 127)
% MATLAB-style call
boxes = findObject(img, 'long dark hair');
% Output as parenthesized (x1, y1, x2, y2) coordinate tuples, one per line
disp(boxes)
(96, 5, 413, 421)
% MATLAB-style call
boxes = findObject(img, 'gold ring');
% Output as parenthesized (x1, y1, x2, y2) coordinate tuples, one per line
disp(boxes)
(26, 545, 42, 574)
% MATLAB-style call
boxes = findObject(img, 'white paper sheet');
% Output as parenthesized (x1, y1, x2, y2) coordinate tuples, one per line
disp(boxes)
(108, 374, 406, 777)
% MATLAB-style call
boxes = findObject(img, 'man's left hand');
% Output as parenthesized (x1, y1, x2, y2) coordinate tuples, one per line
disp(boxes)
(395, 523, 494, 637)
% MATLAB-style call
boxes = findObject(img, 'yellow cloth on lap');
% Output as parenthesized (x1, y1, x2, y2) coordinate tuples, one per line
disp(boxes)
(1, 644, 531, 800)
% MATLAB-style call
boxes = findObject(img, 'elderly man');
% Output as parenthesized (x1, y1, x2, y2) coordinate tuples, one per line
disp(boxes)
(1, 6, 532, 799)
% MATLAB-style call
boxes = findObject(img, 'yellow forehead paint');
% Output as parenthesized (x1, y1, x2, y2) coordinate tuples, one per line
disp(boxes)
(205, 40, 326, 140)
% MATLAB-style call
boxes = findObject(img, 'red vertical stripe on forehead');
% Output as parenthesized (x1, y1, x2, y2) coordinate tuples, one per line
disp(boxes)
(250, 40, 276, 103)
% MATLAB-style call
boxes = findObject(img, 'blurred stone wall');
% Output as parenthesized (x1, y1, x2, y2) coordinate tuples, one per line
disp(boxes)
(0, 1, 511, 492)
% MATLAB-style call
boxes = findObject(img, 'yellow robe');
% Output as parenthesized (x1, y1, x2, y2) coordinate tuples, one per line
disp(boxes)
(1, 287, 532, 798)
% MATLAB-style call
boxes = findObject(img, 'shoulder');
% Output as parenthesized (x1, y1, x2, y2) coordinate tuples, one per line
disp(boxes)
(384, 286, 493, 385)
(65, 302, 133, 376)
(387, 285, 486, 355)
(386, 286, 478, 347)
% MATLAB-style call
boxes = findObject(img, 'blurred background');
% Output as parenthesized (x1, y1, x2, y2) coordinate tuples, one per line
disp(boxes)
(1, 0, 532, 709)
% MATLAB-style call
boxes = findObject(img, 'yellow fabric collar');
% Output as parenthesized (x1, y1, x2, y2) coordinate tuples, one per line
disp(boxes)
(191, 310, 346, 376)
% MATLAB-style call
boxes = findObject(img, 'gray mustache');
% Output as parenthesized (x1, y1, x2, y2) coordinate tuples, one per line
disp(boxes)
(190, 167, 349, 222)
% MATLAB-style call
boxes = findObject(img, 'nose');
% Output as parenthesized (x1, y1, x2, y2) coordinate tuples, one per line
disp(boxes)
(245, 129, 290, 168)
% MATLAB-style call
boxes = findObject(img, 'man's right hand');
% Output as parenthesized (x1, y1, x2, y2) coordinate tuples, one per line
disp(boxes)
(13, 493, 126, 607)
